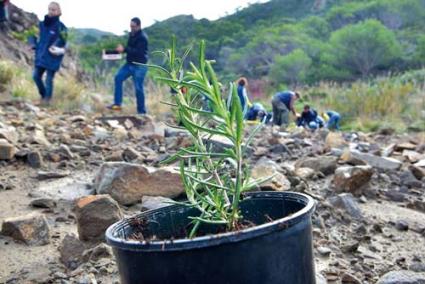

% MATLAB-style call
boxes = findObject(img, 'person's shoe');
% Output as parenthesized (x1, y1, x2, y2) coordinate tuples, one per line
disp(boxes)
(106, 104, 122, 111)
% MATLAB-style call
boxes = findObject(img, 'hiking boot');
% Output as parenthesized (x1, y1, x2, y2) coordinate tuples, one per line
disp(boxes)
(106, 104, 122, 111)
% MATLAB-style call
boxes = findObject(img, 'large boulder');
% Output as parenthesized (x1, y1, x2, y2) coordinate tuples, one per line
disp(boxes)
(332, 165, 373, 195)
(376, 270, 425, 284)
(1, 213, 50, 245)
(94, 162, 184, 205)
(295, 156, 338, 175)
(75, 195, 123, 242)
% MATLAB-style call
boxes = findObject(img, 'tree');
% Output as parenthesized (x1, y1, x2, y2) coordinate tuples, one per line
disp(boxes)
(330, 19, 401, 77)
(269, 49, 312, 88)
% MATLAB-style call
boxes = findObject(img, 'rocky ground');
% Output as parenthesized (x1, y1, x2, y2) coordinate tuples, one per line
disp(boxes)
(0, 100, 424, 284)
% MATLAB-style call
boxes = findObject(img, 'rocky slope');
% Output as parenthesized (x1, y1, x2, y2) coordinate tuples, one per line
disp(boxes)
(0, 100, 424, 283)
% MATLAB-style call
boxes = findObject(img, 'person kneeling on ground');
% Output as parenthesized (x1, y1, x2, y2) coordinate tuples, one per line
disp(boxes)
(271, 90, 300, 127)
(323, 110, 341, 130)
(107, 17, 148, 114)
(297, 105, 324, 130)
(245, 103, 271, 124)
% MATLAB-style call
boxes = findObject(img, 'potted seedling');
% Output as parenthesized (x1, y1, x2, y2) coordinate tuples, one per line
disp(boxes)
(106, 39, 316, 284)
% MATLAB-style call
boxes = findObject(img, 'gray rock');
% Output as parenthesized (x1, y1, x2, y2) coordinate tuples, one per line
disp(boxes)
(27, 151, 43, 168)
(83, 243, 113, 262)
(251, 159, 291, 191)
(1, 213, 50, 245)
(0, 138, 16, 160)
(332, 165, 373, 195)
(325, 132, 347, 149)
(403, 150, 424, 163)
(75, 195, 123, 242)
(317, 246, 332, 256)
(295, 156, 338, 175)
(37, 170, 70, 180)
(141, 196, 173, 211)
(376, 270, 425, 284)
(349, 150, 402, 171)
(0, 126, 18, 144)
(328, 193, 363, 219)
(122, 147, 141, 161)
(94, 162, 184, 205)
(409, 165, 425, 181)
(58, 144, 75, 159)
(415, 159, 425, 168)
(76, 273, 97, 284)
(295, 167, 316, 179)
(59, 233, 86, 270)
(395, 220, 409, 231)
(31, 129, 51, 147)
(316, 273, 328, 284)
(410, 263, 425, 273)
(400, 170, 422, 188)
(341, 273, 362, 284)
(30, 198, 57, 209)
(385, 190, 406, 202)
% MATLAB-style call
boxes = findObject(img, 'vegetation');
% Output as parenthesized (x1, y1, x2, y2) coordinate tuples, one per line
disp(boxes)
(153, 40, 268, 237)
(75, 0, 425, 85)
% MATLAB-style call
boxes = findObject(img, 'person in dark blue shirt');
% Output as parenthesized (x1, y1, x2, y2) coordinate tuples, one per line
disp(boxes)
(245, 103, 271, 123)
(297, 105, 323, 130)
(31, 2, 67, 105)
(108, 17, 148, 114)
(271, 91, 300, 127)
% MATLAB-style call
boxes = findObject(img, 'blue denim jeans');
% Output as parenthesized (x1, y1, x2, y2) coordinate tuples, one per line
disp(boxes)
(114, 63, 148, 114)
(32, 66, 56, 101)
(327, 115, 341, 130)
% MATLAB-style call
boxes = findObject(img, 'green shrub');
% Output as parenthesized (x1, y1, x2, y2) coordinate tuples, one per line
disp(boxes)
(0, 61, 15, 92)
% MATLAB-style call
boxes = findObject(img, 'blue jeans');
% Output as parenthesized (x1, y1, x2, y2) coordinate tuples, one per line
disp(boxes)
(32, 66, 56, 101)
(114, 63, 148, 114)
(308, 121, 319, 130)
(327, 115, 341, 130)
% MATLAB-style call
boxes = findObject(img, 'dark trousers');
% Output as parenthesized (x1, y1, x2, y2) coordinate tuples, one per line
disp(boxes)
(32, 66, 56, 101)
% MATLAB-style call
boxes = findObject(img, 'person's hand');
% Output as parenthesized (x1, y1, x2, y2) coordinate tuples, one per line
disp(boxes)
(116, 44, 125, 53)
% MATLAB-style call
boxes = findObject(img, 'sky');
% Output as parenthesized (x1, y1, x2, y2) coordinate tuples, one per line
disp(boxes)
(12, 0, 269, 35)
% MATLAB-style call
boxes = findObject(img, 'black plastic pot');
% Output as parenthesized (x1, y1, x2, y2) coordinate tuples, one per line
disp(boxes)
(106, 191, 316, 284)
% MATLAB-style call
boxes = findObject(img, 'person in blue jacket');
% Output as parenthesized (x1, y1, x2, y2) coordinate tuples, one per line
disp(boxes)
(324, 110, 341, 130)
(245, 103, 271, 123)
(297, 105, 323, 130)
(271, 90, 300, 127)
(31, 2, 67, 105)
(107, 17, 148, 114)
(0, 0, 9, 24)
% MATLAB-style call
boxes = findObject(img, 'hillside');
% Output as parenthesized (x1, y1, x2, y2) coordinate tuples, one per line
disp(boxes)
(77, 0, 425, 86)
(69, 28, 115, 45)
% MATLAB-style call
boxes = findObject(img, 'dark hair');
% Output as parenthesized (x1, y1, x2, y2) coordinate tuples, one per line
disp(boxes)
(238, 77, 247, 87)
(304, 105, 310, 110)
(295, 92, 301, 99)
(131, 17, 141, 26)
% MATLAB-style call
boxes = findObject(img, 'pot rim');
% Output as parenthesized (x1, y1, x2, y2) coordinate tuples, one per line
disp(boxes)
(106, 191, 315, 251)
